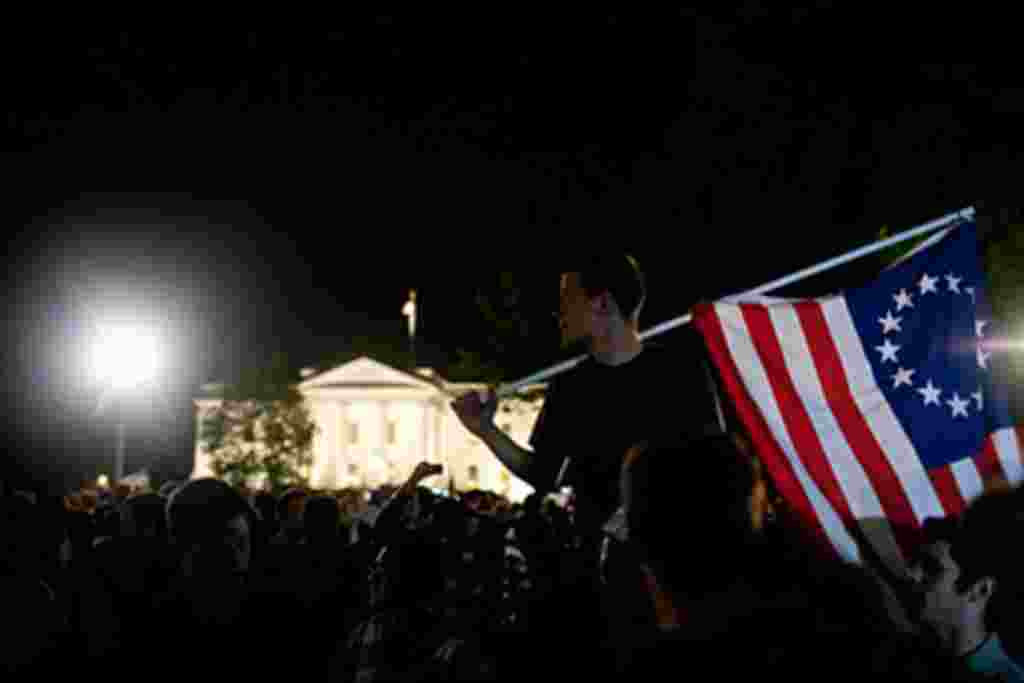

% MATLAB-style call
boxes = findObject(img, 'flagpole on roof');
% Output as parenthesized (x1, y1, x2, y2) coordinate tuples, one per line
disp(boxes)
(493, 206, 975, 398)
(403, 289, 417, 370)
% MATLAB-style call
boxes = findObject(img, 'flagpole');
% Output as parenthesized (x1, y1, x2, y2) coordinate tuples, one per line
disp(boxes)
(493, 206, 974, 397)
(403, 289, 417, 370)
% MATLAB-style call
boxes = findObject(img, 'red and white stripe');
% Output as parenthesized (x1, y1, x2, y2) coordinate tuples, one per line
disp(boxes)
(695, 299, 1024, 567)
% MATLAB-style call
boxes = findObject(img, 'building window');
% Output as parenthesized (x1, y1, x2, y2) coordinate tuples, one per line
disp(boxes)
(468, 465, 479, 482)
(348, 422, 359, 444)
(347, 463, 359, 476)
(386, 420, 398, 445)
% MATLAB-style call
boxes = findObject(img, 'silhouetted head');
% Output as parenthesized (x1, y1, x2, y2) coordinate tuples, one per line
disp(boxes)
(167, 478, 253, 579)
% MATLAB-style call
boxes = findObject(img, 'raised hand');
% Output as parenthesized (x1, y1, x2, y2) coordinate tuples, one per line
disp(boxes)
(410, 461, 444, 485)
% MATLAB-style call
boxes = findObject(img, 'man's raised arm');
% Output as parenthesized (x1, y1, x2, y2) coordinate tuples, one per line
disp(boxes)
(450, 388, 546, 490)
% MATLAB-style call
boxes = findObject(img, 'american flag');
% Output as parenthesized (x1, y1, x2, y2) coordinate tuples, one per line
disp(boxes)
(693, 220, 1022, 570)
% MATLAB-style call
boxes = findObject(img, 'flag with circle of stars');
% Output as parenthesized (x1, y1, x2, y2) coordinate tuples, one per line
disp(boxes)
(845, 220, 1014, 470)
(694, 218, 1022, 567)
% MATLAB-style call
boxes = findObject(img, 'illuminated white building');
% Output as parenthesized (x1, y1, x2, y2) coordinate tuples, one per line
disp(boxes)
(192, 356, 543, 502)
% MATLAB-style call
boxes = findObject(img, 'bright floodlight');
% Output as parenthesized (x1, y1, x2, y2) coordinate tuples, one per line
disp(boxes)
(91, 325, 162, 390)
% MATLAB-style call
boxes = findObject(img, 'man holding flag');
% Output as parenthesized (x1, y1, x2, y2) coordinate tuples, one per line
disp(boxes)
(443, 206, 1018, 671)
(452, 252, 722, 672)
(452, 252, 721, 541)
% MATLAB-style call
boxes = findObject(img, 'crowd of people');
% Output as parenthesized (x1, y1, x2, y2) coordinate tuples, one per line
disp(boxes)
(1, 436, 1023, 679)
(0, 461, 609, 678)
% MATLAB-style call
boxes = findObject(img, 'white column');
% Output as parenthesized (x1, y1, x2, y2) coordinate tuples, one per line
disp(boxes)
(334, 401, 346, 487)
(308, 402, 322, 487)
(436, 399, 450, 488)
(421, 401, 431, 464)
(378, 400, 389, 484)
(314, 401, 331, 489)
(433, 401, 443, 469)
(193, 405, 205, 478)
(352, 401, 371, 489)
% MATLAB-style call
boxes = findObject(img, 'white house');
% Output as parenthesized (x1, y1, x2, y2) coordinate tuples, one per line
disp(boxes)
(193, 356, 544, 502)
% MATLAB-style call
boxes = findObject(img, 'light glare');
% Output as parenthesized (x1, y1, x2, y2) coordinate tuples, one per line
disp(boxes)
(91, 325, 162, 390)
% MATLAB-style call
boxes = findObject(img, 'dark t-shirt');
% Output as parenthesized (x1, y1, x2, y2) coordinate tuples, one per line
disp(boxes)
(527, 335, 722, 528)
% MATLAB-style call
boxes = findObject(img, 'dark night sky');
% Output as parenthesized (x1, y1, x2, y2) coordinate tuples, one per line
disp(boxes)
(2, 14, 1020, 492)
